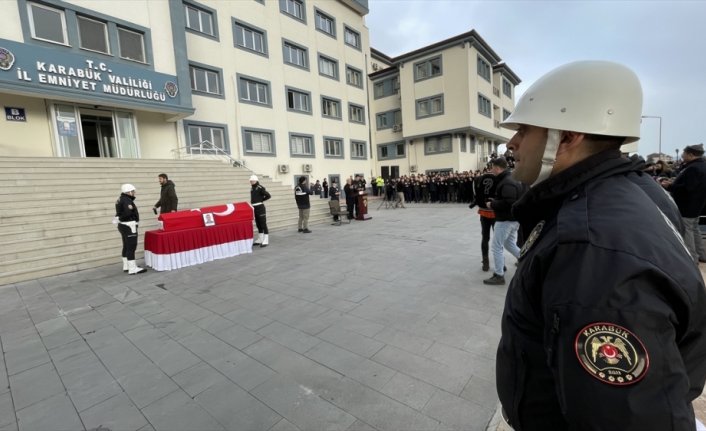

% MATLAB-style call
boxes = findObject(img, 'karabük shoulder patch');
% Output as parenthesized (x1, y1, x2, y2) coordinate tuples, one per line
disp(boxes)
(575, 322, 649, 386)
(519, 220, 544, 258)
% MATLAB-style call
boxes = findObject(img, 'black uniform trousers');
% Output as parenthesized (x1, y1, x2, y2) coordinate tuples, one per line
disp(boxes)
(118, 224, 138, 260)
(254, 205, 268, 234)
(480, 216, 495, 258)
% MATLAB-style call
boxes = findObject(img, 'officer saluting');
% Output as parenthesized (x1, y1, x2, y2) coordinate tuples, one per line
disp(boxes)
(495, 61, 706, 430)
(115, 184, 147, 274)
(249, 175, 271, 247)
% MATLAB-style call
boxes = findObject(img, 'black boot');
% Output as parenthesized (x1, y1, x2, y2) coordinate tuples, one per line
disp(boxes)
(482, 256, 489, 272)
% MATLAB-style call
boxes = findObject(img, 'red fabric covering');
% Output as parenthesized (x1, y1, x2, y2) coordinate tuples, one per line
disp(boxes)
(159, 202, 253, 231)
(145, 221, 253, 254)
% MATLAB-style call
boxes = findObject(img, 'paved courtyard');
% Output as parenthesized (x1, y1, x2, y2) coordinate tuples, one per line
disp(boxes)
(1, 201, 705, 431)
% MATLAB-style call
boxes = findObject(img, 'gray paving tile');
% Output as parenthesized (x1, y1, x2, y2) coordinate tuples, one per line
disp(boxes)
(171, 362, 224, 398)
(213, 323, 263, 350)
(379, 372, 437, 411)
(177, 331, 241, 363)
(0, 360, 7, 395)
(0, 327, 39, 353)
(61, 363, 122, 412)
(209, 350, 275, 391)
(251, 374, 356, 431)
(345, 419, 378, 431)
(48, 341, 98, 377)
(67, 310, 112, 335)
(332, 314, 386, 338)
(258, 321, 321, 354)
(269, 418, 301, 431)
(305, 342, 395, 391)
(317, 325, 385, 358)
(373, 327, 434, 356)
(80, 392, 148, 431)
(195, 381, 281, 431)
(424, 343, 495, 383)
(35, 316, 82, 350)
(124, 326, 202, 377)
(16, 393, 82, 431)
(9, 362, 65, 411)
(0, 392, 15, 428)
(141, 389, 225, 431)
(4, 339, 50, 376)
(422, 389, 493, 431)
(459, 375, 499, 410)
(113, 363, 180, 409)
(222, 307, 273, 331)
(194, 314, 236, 334)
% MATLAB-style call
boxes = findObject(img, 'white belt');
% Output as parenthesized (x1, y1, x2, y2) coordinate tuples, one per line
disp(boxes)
(252, 202, 263, 206)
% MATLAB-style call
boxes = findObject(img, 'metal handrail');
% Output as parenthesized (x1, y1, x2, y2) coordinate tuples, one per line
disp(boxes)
(171, 140, 252, 172)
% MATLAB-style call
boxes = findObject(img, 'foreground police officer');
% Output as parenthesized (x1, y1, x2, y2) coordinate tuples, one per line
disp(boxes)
(495, 61, 706, 430)
(115, 184, 147, 274)
(249, 175, 271, 247)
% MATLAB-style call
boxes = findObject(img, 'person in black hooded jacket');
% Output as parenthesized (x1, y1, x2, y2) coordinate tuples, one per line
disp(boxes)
(153, 173, 178, 214)
(495, 61, 706, 431)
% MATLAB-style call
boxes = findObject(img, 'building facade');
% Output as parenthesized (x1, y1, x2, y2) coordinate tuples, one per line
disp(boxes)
(0, 0, 524, 185)
(369, 31, 520, 178)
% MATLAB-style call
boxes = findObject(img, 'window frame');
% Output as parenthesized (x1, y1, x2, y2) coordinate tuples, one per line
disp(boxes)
(350, 140, 367, 160)
(289, 132, 316, 158)
(378, 141, 406, 160)
(323, 136, 344, 159)
(189, 62, 224, 98)
(424, 134, 453, 155)
(117, 26, 146, 63)
(279, 0, 306, 23)
(314, 7, 336, 38)
(343, 25, 361, 50)
(478, 93, 492, 118)
(345, 64, 364, 89)
(232, 18, 268, 57)
(321, 96, 342, 120)
(415, 94, 444, 119)
(27, 2, 68, 46)
(242, 127, 276, 156)
(414, 55, 442, 82)
(184, 0, 218, 40)
(477, 55, 491, 82)
(285, 86, 312, 115)
(503, 108, 511, 121)
(282, 39, 309, 70)
(348, 103, 365, 124)
(372, 76, 399, 100)
(317, 53, 339, 80)
(77, 14, 110, 54)
(237, 73, 272, 107)
(503, 78, 512, 98)
(184, 121, 230, 154)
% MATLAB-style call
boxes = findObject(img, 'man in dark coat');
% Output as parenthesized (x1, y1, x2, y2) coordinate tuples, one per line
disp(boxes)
(495, 61, 706, 430)
(153, 173, 178, 214)
(662, 143, 706, 263)
(294, 176, 311, 233)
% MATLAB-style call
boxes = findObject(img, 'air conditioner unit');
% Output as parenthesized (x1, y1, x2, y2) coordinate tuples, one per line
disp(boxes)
(278, 164, 289, 173)
(493, 87, 500, 97)
(303, 163, 313, 172)
(494, 120, 500, 128)
(393, 124, 403, 132)
(410, 165, 418, 173)
(372, 63, 379, 71)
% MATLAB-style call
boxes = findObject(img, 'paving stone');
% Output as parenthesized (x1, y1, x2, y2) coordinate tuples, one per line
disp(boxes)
(194, 381, 281, 430)
(156, 318, 201, 341)
(0, 392, 15, 428)
(112, 363, 180, 409)
(317, 325, 385, 358)
(61, 362, 122, 412)
(3, 338, 50, 376)
(379, 372, 437, 411)
(209, 350, 275, 391)
(68, 310, 112, 335)
(80, 392, 148, 431)
(177, 331, 241, 363)
(171, 362, 224, 398)
(212, 324, 263, 350)
(268, 418, 301, 431)
(222, 307, 273, 331)
(345, 419, 378, 431)
(16, 392, 82, 431)
(258, 321, 321, 354)
(0, 327, 39, 353)
(141, 389, 225, 431)
(35, 317, 82, 350)
(48, 340, 97, 376)
(305, 342, 395, 391)
(0, 359, 8, 395)
(332, 314, 386, 338)
(424, 343, 495, 383)
(9, 362, 65, 411)
(422, 389, 493, 431)
(373, 327, 434, 355)
(124, 326, 202, 376)
(251, 374, 356, 431)
(459, 375, 499, 411)
(194, 314, 236, 334)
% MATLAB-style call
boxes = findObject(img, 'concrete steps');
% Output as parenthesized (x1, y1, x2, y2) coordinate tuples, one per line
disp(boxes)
(0, 157, 332, 286)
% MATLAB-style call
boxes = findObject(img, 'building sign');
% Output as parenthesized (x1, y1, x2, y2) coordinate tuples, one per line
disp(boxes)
(5, 106, 26, 121)
(0, 38, 186, 111)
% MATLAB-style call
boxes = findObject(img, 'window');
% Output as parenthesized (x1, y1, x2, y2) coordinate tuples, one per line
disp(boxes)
(424, 134, 452, 154)
(324, 137, 343, 157)
(414, 56, 442, 81)
(346, 66, 363, 88)
(373, 76, 399, 99)
(478, 94, 492, 117)
(77, 16, 110, 53)
(290, 134, 314, 156)
(376, 113, 388, 130)
(28, 2, 67, 45)
(460, 138, 467, 152)
(378, 142, 405, 160)
(503, 109, 511, 121)
(477, 56, 491, 82)
(283, 41, 308, 69)
(187, 124, 227, 154)
(315, 9, 335, 37)
(318, 55, 338, 80)
(234, 20, 267, 55)
(185, 3, 214, 37)
(118, 27, 145, 62)
(351, 140, 367, 159)
(416, 95, 444, 118)
(286, 88, 311, 113)
(280, 0, 305, 21)
(244, 129, 275, 155)
(322, 97, 341, 119)
(376, 110, 400, 130)
(349, 104, 365, 124)
(344, 26, 361, 49)
(238, 75, 270, 106)
(503, 79, 512, 98)
(190, 65, 221, 95)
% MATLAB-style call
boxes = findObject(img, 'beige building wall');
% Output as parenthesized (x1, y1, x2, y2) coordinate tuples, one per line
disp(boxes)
(0, 93, 53, 157)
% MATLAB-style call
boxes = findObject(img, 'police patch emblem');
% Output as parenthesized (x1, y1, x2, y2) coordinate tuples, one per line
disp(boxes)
(164, 81, 178, 98)
(0, 47, 15, 71)
(575, 322, 649, 386)
(519, 220, 544, 258)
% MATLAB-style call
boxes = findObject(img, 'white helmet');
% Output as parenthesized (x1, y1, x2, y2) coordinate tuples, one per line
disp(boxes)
(501, 60, 642, 143)
(249, 175, 258, 182)
(121, 184, 136, 193)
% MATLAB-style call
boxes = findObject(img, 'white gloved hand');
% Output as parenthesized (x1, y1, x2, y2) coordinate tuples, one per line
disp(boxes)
(112, 216, 119, 225)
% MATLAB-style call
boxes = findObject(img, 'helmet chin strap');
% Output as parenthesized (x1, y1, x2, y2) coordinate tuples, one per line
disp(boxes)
(531, 129, 561, 187)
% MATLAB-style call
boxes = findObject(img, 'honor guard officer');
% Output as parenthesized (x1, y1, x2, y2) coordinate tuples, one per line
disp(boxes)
(495, 61, 706, 430)
(115, 184, 147, 274)
(249, 175, 271, 247)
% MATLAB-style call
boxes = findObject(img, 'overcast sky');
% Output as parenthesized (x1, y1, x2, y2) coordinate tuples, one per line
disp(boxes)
(366, 0, 705, 159)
